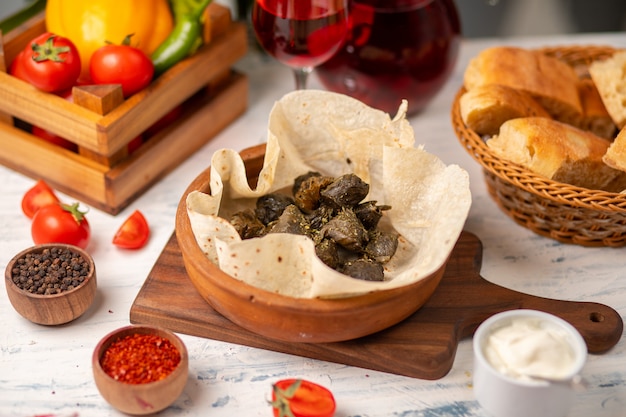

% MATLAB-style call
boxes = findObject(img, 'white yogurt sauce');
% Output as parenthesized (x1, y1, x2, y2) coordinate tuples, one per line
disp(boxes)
(484, 317, 577, 381)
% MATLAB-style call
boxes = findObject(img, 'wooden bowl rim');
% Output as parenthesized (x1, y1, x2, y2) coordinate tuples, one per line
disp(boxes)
(5, 243, 96, 299)
(175, 144, 446, 313)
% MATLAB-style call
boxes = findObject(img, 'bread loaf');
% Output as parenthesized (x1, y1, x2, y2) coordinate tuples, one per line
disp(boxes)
(589, 50, 626, 129)
(575, 78, 616, 139)
(603, 126, 626, 172)
(459, 84, 551, 136)
(464, 47, 582, 124)
(487, 117, 626, 191)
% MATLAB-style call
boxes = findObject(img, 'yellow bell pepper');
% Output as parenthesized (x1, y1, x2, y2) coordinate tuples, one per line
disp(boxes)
(45, 0, 174, 79)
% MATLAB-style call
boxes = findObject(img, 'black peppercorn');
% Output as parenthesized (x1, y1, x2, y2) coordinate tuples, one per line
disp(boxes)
(11, 247, 90, 295)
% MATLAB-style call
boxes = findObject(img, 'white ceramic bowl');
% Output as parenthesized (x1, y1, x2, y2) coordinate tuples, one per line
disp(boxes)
(473, 309, 587, 417)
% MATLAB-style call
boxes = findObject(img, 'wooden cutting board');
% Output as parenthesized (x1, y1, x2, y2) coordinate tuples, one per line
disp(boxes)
(130, 231, 623, 380)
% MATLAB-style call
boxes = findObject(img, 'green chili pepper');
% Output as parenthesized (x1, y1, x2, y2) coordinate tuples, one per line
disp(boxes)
(0, 0, 46, 35)
(151, 0, 213, 76)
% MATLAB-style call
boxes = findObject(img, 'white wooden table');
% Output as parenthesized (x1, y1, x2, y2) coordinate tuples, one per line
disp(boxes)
(1, 32, 625, 417)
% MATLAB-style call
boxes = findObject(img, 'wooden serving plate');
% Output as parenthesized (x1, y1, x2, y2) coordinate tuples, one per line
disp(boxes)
(130, 230, 623, 380)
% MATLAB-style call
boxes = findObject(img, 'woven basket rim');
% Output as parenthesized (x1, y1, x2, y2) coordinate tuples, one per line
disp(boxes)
(452, 44, 626, 214)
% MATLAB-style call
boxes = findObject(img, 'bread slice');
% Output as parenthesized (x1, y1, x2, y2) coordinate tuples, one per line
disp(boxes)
(603, 126, 626, 172)
(589, 50, 626, 129)
(460, 84, 551, 136)
(487, 117, 626, 191)
(575, 78, 616, 139)
(464, 47, 582, 124)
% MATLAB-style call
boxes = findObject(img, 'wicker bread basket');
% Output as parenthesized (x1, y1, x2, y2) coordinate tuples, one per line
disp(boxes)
(452, 45, 626, 247)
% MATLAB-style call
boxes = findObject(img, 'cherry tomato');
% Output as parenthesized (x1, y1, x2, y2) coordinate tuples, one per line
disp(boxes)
(31, 126, 78, 151)
(22, 32, 81, 93)
(21, 180, 61, 219)
(271, 379, 336, 417)
(89, 36, 154, 98)
(112, 210, 150, 249)
(31, 202, 91, 249)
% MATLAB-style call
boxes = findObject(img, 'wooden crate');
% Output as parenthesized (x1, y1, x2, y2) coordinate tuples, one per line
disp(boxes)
(0, 4, 248, 214)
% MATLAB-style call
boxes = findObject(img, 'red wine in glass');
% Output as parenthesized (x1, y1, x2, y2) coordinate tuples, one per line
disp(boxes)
(252, 0, 349, 89)
(316, 0, 461, 115)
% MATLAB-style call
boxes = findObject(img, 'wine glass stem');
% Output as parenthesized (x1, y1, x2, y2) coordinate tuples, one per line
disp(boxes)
(294, 67, 313, 90)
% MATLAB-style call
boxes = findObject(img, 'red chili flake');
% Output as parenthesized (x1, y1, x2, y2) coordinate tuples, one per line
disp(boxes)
(100, 333, 181, 384)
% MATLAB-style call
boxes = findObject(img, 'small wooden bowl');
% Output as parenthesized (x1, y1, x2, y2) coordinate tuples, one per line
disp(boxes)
(175, 144, 447, 343)
(92, 325, 189, 415)
(4, 243, 97, 325)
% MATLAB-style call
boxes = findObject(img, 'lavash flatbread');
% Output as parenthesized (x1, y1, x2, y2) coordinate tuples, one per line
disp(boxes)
(186, 90, 471, 298)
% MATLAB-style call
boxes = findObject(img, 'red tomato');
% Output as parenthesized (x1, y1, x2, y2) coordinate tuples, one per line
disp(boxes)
(271, 379, 336, 417)
(9, 49, 30, 82)
(31, 202, 91, 249)
(127, 135, 143, 154)
(56, 78, 91, 102)
(89, 38, 154, 97)
(32, 126, 78, 151)
(22, 32, 81, 93)
(21, 180, 61, 219)
(112, 210, 150, 249)
(144, 105, 183, 138)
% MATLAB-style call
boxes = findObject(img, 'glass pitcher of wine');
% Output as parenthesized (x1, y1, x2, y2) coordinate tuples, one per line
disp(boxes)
(316, 0, 461, 116)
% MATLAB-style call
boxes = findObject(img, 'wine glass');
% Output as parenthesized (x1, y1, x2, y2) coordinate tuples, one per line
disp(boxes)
(251, 0, 349, 90)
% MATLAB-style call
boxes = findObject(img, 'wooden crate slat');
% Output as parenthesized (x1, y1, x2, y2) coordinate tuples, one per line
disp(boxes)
(0, 73, 102, 143)
(0, 123, 109, 202)
(105, 72, 249, 212)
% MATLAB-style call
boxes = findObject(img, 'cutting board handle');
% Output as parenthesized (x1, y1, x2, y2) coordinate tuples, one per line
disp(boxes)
(441, 232, 624, 355)
(467, 279, 624, 354)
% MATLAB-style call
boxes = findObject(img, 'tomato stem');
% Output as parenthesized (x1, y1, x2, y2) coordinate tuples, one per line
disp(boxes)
(61, 202, 88, 224)
(271, 379, 302, 417)
(31, 35, 70, 62)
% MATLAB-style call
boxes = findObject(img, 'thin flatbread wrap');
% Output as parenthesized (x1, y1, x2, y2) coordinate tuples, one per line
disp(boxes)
(186, 90, 471, 298)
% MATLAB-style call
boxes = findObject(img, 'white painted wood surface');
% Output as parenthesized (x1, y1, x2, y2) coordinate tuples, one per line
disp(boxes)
(1, 33, 625, 417)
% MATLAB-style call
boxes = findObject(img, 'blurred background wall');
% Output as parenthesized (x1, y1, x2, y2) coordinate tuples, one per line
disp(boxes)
(456, 0, 626, 38)
(2, 0, 625, 38)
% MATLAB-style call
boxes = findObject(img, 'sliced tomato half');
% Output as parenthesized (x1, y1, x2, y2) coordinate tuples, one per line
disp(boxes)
(271, 379, 336, 417)
(112, 210, 150, 249)
(21, 179, 61, 219)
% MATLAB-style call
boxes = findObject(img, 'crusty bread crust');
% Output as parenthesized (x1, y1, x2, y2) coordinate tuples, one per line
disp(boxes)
(589, 51, 626, 129)
(464, 47, 582, 124)
(575, 78, 616, 139)
(487, 117, 626, 191)
(459, 84, 551, 136)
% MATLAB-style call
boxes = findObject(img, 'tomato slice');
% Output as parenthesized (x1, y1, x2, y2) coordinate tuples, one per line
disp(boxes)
(112, 210, 150, 249)
(272, 379, 336, 417)
(21, 179, 61, 219)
